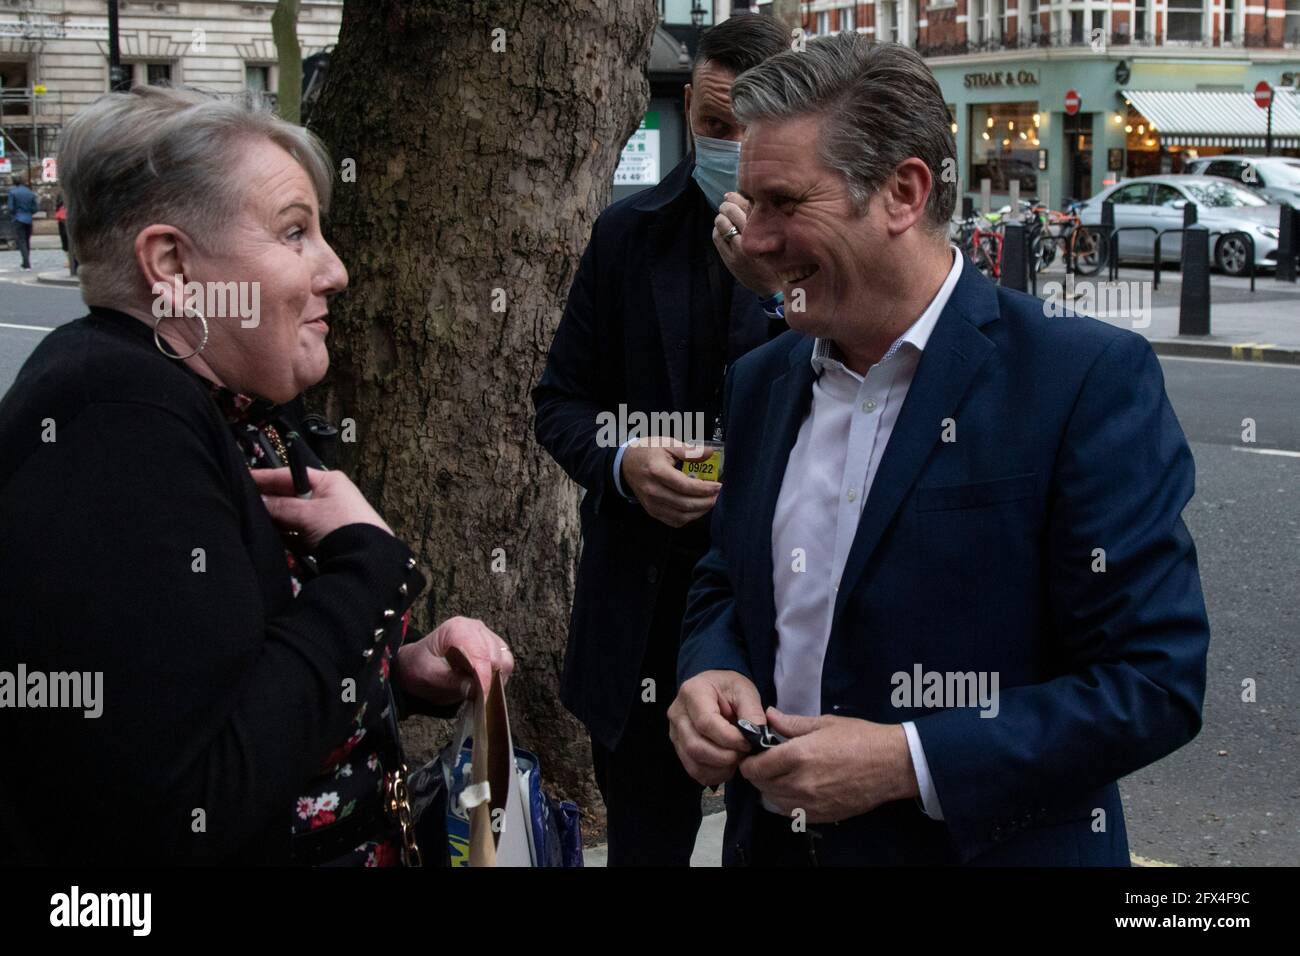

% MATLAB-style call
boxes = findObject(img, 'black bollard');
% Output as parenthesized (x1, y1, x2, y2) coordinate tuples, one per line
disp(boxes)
(962, 194, 974, 220)
(1279, 205, 1297, 283)
(1102, 200, 1116, 280)
(1183, 200, 1197, 227)
(1000, 222, 1028, 291)
(1180, 224, 1211, 335)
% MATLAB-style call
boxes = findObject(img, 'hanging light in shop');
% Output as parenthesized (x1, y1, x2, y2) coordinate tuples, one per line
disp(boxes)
(1019, 131, 1027, 140)
(1145, 138, 1155, 146)
(987, 116, 995, 127)
(1002, 138, 1011, 147)
(1137, 124, 1145, 135)
(1008, 120, 1015, 130)
(1125, 125, 1133, 133)
(1113, 114, 1123, 124)
(982, 131, 990, 141)
(1032, 113, 1041, 127)
(951, 121, 958, 134)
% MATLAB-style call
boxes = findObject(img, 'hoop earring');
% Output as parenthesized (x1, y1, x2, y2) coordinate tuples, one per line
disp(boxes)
(153, 306, 209, 361)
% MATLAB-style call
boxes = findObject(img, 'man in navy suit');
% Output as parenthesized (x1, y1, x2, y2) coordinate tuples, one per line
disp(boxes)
(668, 36, 1210, 866)
(532, 14, 789, 865)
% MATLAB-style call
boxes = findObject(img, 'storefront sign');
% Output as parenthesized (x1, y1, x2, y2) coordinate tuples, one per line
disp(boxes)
(614, 112, 660, 186)
(964, 70, 1038, 89)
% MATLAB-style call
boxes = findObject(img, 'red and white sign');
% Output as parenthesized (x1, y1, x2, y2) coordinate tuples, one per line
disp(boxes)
(1064, 89, 1081, 115)
(1254, 81, 1273, 109)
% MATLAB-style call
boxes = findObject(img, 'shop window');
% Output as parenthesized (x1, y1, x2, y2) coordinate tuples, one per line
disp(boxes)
(1166, 0, 1204, 42)
(969, 101, 1039, 193)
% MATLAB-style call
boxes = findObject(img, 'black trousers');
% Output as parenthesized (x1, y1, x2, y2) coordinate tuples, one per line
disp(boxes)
(14, 220, 32, 268)
(591, 547, 704, 866)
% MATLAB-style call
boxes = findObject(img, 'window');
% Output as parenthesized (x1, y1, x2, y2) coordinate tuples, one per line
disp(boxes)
(1224, 0, 1235, 43)
(1134, 0, 1148, 41)
(1205, 160, 1247, 182)
(1286, 0, 1300, 45)
(1070, 10, 1084, 44)
(883, 1, 900, 43)
(841, 5, 855, 32)
(1152, 184, 1187, 207)
(246, 65, 270, 93)
(972, 0, 986, 42)
(1184, 180, 1267, 206)
(1166, 0, 1204, 42)
(145, 62, 172, 86)
(816, 10, 829, 34)
(968, 101, 1040, 193)
(1111, 183, 1152, 205)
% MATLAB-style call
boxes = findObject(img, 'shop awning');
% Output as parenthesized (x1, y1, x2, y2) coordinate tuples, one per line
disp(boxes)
(1122, 88, 1300, 149)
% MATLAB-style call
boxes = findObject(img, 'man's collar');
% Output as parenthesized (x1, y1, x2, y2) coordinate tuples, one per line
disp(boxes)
(811, 244, 964, 375)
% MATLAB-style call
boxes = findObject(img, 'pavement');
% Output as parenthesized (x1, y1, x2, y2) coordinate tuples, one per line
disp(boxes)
(1029, 261, 1300, 364)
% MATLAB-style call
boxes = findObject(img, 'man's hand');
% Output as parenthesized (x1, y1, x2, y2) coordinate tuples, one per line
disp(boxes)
(396, 616, 514, 707)
(740, 707, 919, 824)
(620, 437, 721, 528)
(712, 191, 782, 298)
(668, 670, 765, 787)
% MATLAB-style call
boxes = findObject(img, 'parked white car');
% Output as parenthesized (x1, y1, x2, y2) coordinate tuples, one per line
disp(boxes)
(1075, 175, 1283, 276)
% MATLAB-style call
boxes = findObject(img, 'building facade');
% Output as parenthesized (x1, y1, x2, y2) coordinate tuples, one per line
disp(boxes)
(758, 1, 1300, 206)
(0, 0, 341, 177)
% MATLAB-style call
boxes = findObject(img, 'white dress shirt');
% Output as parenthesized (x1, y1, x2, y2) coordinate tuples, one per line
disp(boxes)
(767, 246, 964, 820)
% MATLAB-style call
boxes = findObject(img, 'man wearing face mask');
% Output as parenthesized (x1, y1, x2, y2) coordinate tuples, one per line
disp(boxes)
(532, 14, 789, 865)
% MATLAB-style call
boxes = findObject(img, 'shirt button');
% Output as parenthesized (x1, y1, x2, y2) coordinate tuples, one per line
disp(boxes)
(847, 488, 857, 502)
(862, 400, 877, 412)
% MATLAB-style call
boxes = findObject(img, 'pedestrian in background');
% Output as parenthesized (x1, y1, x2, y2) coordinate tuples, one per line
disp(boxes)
(6, 171, 38, 270)
(532, 13, 789, 866)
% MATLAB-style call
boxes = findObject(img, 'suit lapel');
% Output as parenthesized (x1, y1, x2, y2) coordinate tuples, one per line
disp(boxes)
(830, 263, 999, 628)
(749, 337, 817, 648)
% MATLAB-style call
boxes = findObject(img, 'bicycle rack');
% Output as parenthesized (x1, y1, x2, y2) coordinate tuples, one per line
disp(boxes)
(1154, 228, 1256, 291)
(1207, 230, 1257, 292)
(1106, 227, 1159, 282)
(1153, 228, 1188, 291)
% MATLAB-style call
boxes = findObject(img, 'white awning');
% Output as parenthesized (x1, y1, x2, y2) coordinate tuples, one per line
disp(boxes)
(1122, 88, 1300, 149)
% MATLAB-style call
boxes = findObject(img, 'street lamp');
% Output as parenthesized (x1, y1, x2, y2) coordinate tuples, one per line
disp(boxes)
(691, 1, 705, 29)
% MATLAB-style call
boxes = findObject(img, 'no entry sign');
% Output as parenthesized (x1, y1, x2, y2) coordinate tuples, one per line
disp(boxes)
(1065, 89, 1081, 115)
(1254, 81, 1273, 109)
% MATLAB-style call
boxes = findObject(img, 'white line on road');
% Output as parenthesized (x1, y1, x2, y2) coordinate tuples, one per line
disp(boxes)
(0, 322, 53, 334)
(1231, 446, 1300, 458)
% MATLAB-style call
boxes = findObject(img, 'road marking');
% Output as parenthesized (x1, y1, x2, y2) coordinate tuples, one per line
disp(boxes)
(0, 321, 53, 334)
(1161, 354, 1300, 370)
(1231, 446, 1300, 458)
(1131, 853, 1177, 867)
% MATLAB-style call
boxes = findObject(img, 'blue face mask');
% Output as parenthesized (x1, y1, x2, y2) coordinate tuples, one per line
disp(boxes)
(691, 134, 741, 211)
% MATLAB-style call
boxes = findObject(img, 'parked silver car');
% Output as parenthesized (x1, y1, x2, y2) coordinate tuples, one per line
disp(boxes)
(1182, 155, 1300, 210)
(1075, 175, 1282, 276)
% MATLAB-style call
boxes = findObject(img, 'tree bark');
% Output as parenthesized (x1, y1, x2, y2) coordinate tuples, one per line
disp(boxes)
(310, 0, 657, 820)
(272, 0, 302, 124)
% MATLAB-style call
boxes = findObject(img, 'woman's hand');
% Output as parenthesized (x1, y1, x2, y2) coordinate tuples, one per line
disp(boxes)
(396, 617, 514, 707)
(251, 467, 392, 549)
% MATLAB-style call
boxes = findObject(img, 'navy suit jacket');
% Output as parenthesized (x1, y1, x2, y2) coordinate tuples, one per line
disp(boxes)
(678, 258, 1210, 865)
(533, 156, 777, 749)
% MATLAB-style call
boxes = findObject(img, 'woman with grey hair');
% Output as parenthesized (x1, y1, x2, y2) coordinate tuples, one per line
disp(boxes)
(0, 85, 512, 866)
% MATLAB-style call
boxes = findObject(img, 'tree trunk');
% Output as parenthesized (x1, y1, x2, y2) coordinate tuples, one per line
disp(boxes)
(309, 0, 657, 822)
(272, 0, 302, 124)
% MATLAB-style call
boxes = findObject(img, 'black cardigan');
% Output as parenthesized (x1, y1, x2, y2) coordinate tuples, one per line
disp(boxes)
(0, 307, 446, 864)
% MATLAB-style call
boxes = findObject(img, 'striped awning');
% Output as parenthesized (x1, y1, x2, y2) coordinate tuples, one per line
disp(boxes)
(1122, 88, 1300, 149)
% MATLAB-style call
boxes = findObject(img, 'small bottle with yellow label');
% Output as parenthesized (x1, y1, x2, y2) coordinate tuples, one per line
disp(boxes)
(681, 416, 725, 483)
